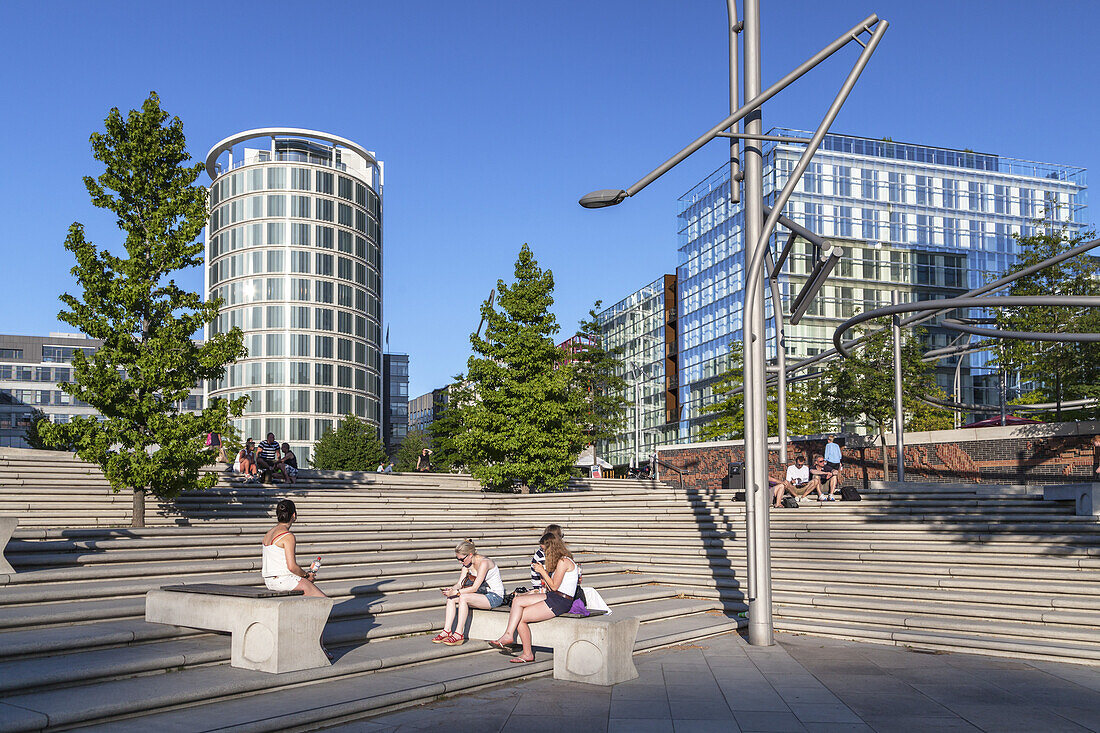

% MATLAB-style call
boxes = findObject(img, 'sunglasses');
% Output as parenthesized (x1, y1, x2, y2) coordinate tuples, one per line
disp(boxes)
(457, 554, 471, 564)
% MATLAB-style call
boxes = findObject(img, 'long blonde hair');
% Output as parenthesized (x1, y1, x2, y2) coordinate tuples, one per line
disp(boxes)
(540, 532, 573, 574)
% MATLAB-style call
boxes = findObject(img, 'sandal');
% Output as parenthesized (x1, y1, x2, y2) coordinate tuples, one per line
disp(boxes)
(509, 656, 535, 664)
(442, 632, 465, 646)
(488, 640, 509, 650)
(431, 632, 453, 644)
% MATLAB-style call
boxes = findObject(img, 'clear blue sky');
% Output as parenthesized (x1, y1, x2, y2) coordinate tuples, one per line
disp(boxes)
(1, 1, 1096, 398)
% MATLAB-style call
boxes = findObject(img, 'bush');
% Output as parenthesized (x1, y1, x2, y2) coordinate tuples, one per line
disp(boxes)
(311, 414, 386, 471)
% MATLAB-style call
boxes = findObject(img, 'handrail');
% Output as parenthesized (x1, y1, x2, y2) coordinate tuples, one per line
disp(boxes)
(653, 457, 690, 491)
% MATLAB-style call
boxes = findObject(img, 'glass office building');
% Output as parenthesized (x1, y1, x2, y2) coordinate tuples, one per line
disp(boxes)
(595, 275, 679, 466)
(205, 129, 384, 464)
(382, 353, 409, 456)
(675, 129, 1087, 439)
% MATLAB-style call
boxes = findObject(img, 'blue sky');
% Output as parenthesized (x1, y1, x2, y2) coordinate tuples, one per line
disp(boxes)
(1, 1, 1096, 398)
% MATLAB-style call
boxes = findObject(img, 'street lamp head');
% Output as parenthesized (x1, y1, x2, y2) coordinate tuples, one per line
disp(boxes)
(579, 189, 628, 209)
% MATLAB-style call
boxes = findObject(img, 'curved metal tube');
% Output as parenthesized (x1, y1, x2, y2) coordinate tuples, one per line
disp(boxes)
(940, 318, 1100, 342)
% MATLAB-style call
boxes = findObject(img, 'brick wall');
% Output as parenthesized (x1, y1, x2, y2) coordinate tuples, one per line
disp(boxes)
(655, 421, 1100, 492)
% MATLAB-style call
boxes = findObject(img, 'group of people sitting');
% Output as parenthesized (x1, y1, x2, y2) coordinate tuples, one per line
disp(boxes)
(769, 435, 844, 507)
(235, 433, 299, 485)
(260, 504, 583, 665)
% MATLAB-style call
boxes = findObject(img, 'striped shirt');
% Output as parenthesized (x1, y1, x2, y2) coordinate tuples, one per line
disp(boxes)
(530, 547, 545, 589)
(258, 440, 280, 462)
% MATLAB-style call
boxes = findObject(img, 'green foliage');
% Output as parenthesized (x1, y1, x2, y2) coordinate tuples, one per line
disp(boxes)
(395, 429, 431, 472)
(23, 410, 59, 450)
(311, 414, 386, 470)
(455, 244, 588, 491)
(812, 324, 952, 435)
(39, 92, 246, 503)
(994, 228, 1100, 421)
(427, 383, 464, 472)
(571, 302, 629, 447)
(700, 346, 821, 441)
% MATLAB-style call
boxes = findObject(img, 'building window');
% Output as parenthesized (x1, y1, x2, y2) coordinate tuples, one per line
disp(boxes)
(338, 176, 353, 201)
(267, 167, 287, 190)
(289, 417, 310, 440)
(290, 195, 311, 218)
(267, 195, 286, 217)
(315, 226, 334, 249)
(316, 253, 334, 276)
(290, 390, 310, 412)
(291, 223, 310, 246)
(291, 168, 311, 191)
(316, 171, 334, 195)
(315, 280, 334, 304)
(337, 392, 352, 415)
(315, 391, 333, 413)
(315, 308, 334, 331)
(315, 335, 333, 358)
(315, 198, 334, 222)
(290, 334, 310, 356)
(0, 349, 23, 360)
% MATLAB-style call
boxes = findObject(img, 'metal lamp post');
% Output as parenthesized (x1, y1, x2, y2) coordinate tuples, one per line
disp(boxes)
(579, 2, 888, 645)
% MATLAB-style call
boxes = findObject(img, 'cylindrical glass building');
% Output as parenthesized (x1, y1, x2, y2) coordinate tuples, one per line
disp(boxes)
(204, 129, 383, 465)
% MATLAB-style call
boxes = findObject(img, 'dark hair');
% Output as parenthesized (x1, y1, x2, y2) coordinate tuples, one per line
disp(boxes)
(543, 524, 563, 539)
(281, 443, 291, 452)
(276, 499, 296, 523)
(795, 455, 805, 462)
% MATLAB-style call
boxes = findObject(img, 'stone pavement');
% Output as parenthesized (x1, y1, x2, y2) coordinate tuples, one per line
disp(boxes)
(321, 632, 1100, 733)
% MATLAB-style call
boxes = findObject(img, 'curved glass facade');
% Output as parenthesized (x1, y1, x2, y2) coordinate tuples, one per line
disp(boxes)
(204, 131, 383, 464)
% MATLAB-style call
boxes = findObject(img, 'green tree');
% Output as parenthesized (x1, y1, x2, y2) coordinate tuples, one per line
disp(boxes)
(456, 244, 588, 491)
(23, 410, 58, 450)
(813, 324, 951, 476)
(571, 302, 629, 462)
(427, 382, 464, 472)
(700, 346, 820, 441)
(311, 414, 386, 471)
(995, 228, 1100, 421)
(40, 93, 246, 527)
(395, 429, 431, 472)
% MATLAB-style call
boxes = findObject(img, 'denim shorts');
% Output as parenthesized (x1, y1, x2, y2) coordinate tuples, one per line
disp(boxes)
(477, 582, 504, 608)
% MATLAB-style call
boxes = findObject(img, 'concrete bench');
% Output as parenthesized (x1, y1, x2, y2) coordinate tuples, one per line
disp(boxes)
(1044, 483, 1100, 517)
(467, 605, 639, 686)
(145, 583, 334, 674)
(0, 516, 14, 574)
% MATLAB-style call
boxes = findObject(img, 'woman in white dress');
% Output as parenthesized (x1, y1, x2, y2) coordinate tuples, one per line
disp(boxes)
(261, 499, 326, 597)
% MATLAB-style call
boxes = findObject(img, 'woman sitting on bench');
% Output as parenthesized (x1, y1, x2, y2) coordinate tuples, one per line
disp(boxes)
(489, 532, 579, 664)
(262, 499, 326, 598)
(432, 539, 505, 646)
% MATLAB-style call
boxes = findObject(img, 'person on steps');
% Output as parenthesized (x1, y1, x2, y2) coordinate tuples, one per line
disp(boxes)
(261, 498, 331, 658)
(236, 439, 258, 481)
(256, 432, 282, 483)
(489, 532, 580, 663)
(431, 540, 505, 646)
(526, 524, 582, 593)
(277, 443, 299, 486)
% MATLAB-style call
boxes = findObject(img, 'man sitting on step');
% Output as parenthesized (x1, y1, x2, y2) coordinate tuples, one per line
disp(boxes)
(256, 433, 282, 484)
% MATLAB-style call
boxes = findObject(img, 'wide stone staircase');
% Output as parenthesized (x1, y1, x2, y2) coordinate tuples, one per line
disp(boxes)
(0, 449, 1098, 731)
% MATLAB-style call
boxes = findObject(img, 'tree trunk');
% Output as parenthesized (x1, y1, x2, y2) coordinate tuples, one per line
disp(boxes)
(131, 488, 146, 528)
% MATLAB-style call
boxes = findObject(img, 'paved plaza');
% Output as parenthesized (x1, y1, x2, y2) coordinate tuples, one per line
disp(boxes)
(325, 632, 1100, 733)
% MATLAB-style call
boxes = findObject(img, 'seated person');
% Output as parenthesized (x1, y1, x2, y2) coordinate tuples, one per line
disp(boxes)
(773, 454, 821, 506)
(235, 439, 258, 481)
(810, 455, 839, 500)
(255, 433, 282, 483)
(261, 499, 330, 657)
(278, 443, 299, 486)
(431, 540, 505, 647)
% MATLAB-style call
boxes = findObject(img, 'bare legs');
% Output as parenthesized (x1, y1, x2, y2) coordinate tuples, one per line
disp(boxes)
(493, 593, 546, 644)
(295, 577, 326, 598)
(513, 602, 556, 661)
(455, 592, 491, 633)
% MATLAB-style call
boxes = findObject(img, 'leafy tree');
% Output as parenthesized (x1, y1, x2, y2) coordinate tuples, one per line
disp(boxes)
(571, 302, 629, 463)
(700, 345, 820, 441)
(23, 410, 59, 450)
(40, 93, 246, 527)
(395, 429, 431, 472)
(995, 228, 1100, 421)
(427, 382, 464, 472)
(812, 324, 951, 477)
(456, 244, 588, 491)
(311, 414, 386, 471)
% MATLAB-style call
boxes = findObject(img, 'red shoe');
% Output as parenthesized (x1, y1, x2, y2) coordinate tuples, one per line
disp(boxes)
(431, 632, 452, 644)
(443, 632, 465, 646)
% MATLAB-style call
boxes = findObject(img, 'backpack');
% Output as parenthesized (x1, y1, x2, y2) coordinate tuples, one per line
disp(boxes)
(840, 485, 862, 501)
(734, 491, 746, 502)
(781, 495, 799, 509)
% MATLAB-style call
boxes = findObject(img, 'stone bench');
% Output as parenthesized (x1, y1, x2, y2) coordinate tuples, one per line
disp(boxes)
(467, 605, 639, 686)
(1043, 483, 1100, 517)
(0, 516, 14, 574)
(145, 583, 334, 674)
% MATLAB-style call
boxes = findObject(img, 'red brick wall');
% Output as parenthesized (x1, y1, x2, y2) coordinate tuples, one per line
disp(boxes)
(656, 429, 1100, 492)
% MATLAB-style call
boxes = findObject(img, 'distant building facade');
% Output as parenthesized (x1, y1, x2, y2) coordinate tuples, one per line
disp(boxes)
(0, 333, 203, 449)
(594, 274, 679, 466)
(409, 387, 449, 436)
(382, 353, 409, 456)
(204, 129, 384, 465)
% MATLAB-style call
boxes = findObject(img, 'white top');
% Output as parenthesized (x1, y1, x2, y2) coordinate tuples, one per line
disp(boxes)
(786, 465, 810, 485)
(468, 561, 505, 597)
(262, 541, 293, 578)
(556, 558, 579, 598)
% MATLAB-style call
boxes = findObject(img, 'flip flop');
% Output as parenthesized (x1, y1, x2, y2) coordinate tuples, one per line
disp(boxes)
(509, 656, 535, 664)
(487, 640, 508, 650)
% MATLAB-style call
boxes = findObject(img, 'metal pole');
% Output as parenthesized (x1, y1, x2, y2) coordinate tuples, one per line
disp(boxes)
(741, 0, 773, 647)
(891, 291, 905, 482)
(999, 369, 1007, 426)
(727, 0, 741, 204)
(635, 366, 642, 469)
(766, 249, 788, 463)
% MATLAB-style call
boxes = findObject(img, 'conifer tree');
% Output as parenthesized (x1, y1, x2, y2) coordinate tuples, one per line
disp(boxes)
(395, 429, 431, 472)
(41, 93, 246, 527)
(457, 244, 587, 491)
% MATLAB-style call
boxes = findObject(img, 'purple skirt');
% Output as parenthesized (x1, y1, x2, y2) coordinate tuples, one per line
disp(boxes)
(545, 591, 573, 616)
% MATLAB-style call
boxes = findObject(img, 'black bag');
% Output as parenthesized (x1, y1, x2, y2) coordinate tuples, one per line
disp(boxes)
(840, 485, 862, 501)
(781, 495, 799, 509)
(734, 491, 746, 502)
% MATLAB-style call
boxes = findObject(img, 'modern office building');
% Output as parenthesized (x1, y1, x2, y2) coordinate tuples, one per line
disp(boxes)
(204, 129, 384, 465)
(594, 274, 679, 466)
(0, 333, 203, 448)
(673, 128, 1087, 439)
(382, 353, 409, 456)
(408, 387, 448, 437)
